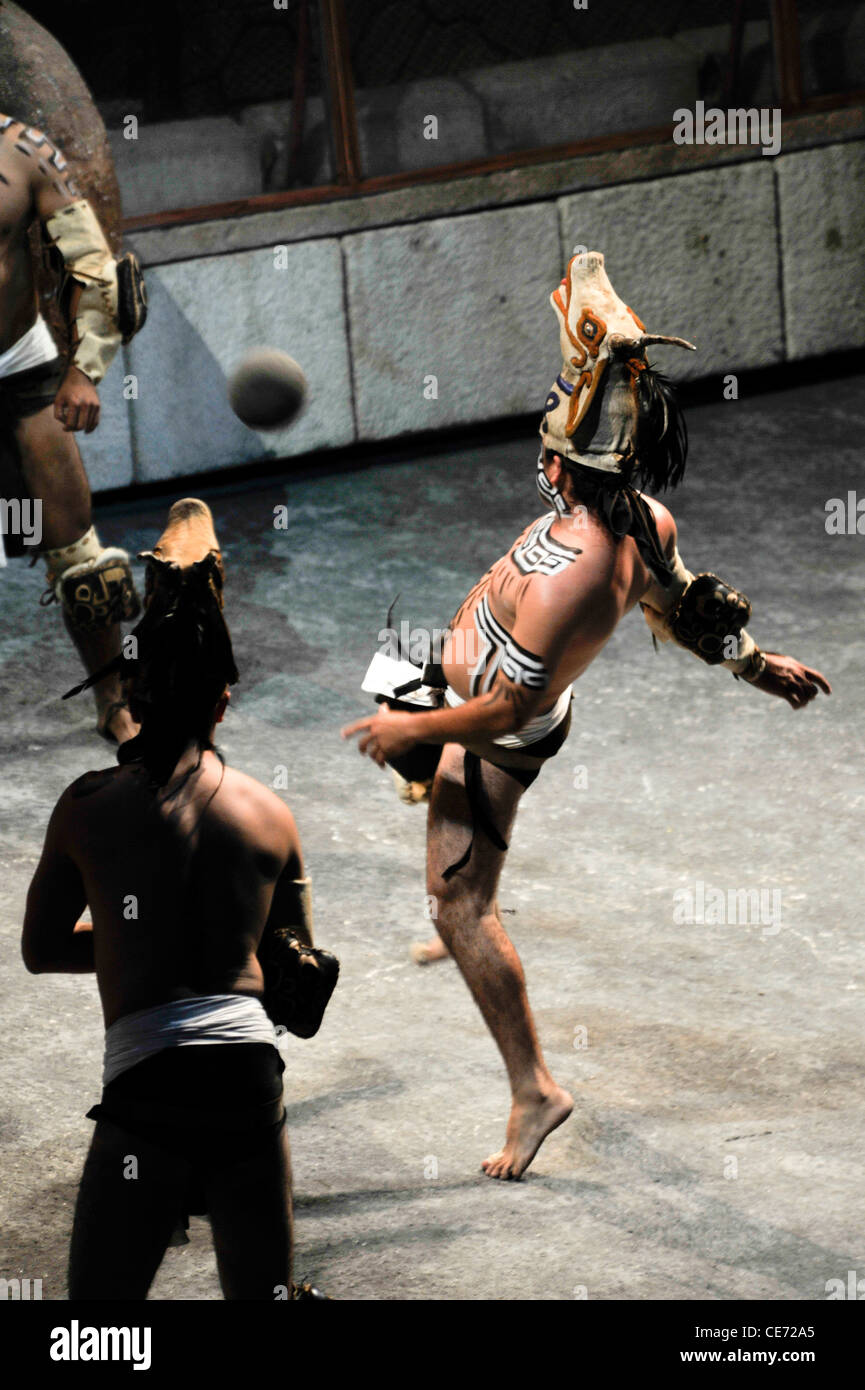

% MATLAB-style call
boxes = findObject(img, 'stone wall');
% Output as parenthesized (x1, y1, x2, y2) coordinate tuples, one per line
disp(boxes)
(81, 133, 865, 491)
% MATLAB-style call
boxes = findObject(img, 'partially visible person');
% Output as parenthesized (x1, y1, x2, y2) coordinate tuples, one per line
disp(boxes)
(0, 112, 145, 742)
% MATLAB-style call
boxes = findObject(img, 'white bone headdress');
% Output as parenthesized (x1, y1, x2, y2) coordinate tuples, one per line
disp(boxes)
(540, 252, 695, 475)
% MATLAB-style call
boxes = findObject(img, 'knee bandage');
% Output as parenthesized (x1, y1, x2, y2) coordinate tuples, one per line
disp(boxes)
(42, 525, 141, 631)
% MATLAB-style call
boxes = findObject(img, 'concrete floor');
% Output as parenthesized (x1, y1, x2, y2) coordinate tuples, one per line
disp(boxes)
(1, 372, 863, 1301)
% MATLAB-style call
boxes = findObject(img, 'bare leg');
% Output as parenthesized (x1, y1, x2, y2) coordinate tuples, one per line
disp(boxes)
(412, 893, 507, 964)
(206, 1125, 293, 1300)
(68, 1121, 186, 1299)
(14, 406, 137, 742)
(426, 744, 573, 1179)
(60, 609, 139, 743)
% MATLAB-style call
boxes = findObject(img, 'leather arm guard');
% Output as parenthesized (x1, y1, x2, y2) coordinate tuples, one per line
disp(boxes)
(116, 253, 148, 342)
(668, 572, 752, 664)
(641, 554, 761, 676)
(44, 200, 146, 384)
(259, 880, 340, 1038)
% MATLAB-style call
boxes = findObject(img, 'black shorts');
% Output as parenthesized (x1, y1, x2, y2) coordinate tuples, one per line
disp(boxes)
(0, 358, 66, 558)
(0, 356, 65, 424)
(442, 700, 573, 880)
(478, 700, 573, 790)
(86, 1042, 287, 1219)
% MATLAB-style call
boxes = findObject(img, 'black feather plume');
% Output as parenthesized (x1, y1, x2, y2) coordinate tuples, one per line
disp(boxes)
(632, 365, 688, 492)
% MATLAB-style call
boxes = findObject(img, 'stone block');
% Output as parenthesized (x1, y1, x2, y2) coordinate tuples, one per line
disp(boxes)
(126, 239, 354, 481)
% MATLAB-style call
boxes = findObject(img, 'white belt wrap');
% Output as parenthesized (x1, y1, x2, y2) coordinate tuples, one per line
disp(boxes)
(102, 993, 276, 1087)
(0, 316, 58, 380)
(445, 683, 573, 749)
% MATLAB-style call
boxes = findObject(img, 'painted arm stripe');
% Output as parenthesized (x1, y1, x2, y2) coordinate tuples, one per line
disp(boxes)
(479, 594, 548, 673)
(476, 594, 511, 649)
(503, 635, 546, 674)
(470, 594, 551, 692)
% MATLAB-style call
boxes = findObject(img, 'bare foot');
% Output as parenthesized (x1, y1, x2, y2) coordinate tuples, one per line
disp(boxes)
(391, 769, 432, 805)
(410, 935, 450, 965)
(482, 1085, 574, 1180)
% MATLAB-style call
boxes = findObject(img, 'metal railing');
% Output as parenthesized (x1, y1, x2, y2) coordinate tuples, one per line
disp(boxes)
(23, 0, 856, 230)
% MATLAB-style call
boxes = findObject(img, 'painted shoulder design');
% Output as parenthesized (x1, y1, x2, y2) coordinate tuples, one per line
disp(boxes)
(511, 514, 582, 578)
(0, 116, 79, 196)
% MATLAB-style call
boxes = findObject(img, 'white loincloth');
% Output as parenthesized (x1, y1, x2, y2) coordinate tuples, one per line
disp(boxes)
(0, 315, 58, 380)
(445, 682, 573, 749)
(0, 317, 60, 568)
(102, 993, 277, 1087)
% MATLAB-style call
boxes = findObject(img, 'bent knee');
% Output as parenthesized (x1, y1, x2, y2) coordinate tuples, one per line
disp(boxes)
(425, 879, 494, 932)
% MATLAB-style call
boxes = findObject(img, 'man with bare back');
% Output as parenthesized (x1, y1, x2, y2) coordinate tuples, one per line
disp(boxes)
(344, 253, 831, 1182)
(22, 501, 319, 1300)
(0, 111, 141, 741)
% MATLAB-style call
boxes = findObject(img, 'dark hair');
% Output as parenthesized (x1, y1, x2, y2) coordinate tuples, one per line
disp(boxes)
(555, 362, 688, 511)
(558, 457, 623, 515)
(631, 364, 688, 492)
(119, 552, 238, 788)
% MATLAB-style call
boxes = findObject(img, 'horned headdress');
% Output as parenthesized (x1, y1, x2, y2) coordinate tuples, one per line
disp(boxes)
(541, 252, 695, 489)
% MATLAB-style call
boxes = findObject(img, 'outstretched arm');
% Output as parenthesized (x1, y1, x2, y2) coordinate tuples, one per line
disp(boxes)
(640, 508, 831, 710)
(744, 651, 831, 708)
(341, 673, 542, 766)
(343, 582, 585, 763)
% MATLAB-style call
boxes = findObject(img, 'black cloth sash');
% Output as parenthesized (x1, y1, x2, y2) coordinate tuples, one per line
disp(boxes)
(442, 702, 573, 881)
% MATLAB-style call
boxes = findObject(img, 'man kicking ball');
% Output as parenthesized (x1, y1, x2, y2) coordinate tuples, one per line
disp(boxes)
(343, 252, 830, 1181)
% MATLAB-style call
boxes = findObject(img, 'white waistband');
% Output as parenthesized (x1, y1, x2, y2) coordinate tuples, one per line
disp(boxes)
(0, 317, 60, 568)
(445, 682, 573, 749)
(0, 316, 58, 380)
(103, 993, 276, 1087)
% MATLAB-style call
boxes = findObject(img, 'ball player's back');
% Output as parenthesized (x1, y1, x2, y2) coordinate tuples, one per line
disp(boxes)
(64, 754, 301, 1028)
